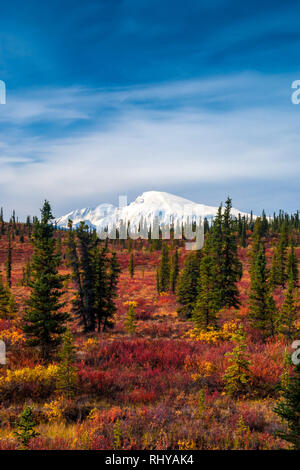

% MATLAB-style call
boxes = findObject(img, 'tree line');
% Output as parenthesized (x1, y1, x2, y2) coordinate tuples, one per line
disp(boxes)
(0, 200, 121, 360)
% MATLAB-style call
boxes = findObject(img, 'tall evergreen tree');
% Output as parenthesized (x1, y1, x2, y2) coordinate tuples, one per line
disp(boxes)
(274, 354, 300, 449)
(159, 243, 170, 292)
(156, 267, 161, 294)
(278, 274, 298, 340)
(249, 243, 277, 338)
(205, 199, 242, 310)
(56, 231, 62, 259)
(250, 217, 263, 270)
(241, 218, 247, 248)
(101, 251, 120, 331)
(177, 251, 201, 318)
(93, 246, 108, 331)
(128, 253, 135, 278)
(287, 239, 298, 288)
(219, 197, 242, 308)
(280, 220, 290, 248)
(67, 223, 120, 333)
(270, 234, 287, 288)
(75, 222, 98, 332)
(66, 220, 86, 330)
(0, 270, 10, 318)
(170, 247, 179, 293)
(208, 205, 223, 295)
(192, 254, 219, 330)
(7, 293, 18, 318)
(6, 232, 12, 288)
(22, 200, 69, 360)
(261, 210, 269, 237)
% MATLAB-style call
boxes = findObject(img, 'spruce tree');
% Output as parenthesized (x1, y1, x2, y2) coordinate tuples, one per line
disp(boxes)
(278, 274, 298, 340)
(270, 234, 287, 288)
(93, 246, 109, 331)
(66, 220, 86, 330)
(6, 232, 12, 288)
(223, 326, 251, 398)
(249, 243, 277, 338)
(125, 301, 137, 334)
(0, 271, 10, 318)
(170, 247, 179, 293)
(238, 213, 242, 238)
(128, 253, 135, 278)
(156, 268, 161, 294)
(1, 219, 5, 236)
(7, 294, 18, 318)
(192, 254, 219, 330)
(101, 251, 120, 331)
(208, 206, 223, 298)
(56, 231, 62, 259)
(14, 405, 39, 449)
(177, 251, 201, 318)
(219, 197, 242, 308)
(287, 239, 298, 288)
(22, 260, 32, 287)
(241, 218, 247, 248)
(67, 223, 120, 333)
(159, 243, 170, 292)
(76, 222, 98, 332)
(22, 200, 69, 360)
(250, 217, 263, 270)
(280, 348, 291, 395)
(273, 354, 300, 449)
(204, 218, 210, 234)
(280, 220, 290, 248)
(56, 330, 78, 399)
(207, 198, 242, 309)
(261, 210, 269, 237)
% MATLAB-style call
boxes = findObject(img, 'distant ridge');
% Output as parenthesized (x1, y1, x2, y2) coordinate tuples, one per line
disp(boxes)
(56, 191, 252, 232)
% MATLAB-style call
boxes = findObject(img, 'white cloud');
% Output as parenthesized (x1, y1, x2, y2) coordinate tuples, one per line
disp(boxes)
(0, 74, 299, 218)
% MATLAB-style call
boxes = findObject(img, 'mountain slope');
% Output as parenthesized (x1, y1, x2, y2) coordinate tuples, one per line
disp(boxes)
(56, 191, 251, 232)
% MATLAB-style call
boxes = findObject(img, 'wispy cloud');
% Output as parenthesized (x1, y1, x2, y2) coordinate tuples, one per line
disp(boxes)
(0, 72, 299, 218)
(0, 72, 291, 126)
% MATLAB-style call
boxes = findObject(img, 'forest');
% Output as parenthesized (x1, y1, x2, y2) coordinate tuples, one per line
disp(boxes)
(0, 198, 299, 450)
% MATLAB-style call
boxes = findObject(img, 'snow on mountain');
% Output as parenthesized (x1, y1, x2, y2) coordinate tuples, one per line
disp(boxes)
(55, 191, 251, 232)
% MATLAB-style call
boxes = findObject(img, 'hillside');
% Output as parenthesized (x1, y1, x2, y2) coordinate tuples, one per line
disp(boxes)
(56, 191, 251, 232)
(0, 211, 299, 450)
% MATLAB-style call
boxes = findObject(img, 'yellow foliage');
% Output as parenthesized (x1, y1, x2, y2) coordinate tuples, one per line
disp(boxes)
(37, 422, 77, 442)
(0, 364, 58, 389)
(82, 338, 98, 352)
(44, 397, 65, 423)
(178, 440, 196, 450)
(123, 301, 138, 307)
(294, 320, 300, 330)
(187, 321, 239, 344)
(0, 328, 25, 346)
(184, 357, 216, 382)
(77, 428, 92, 450)
(87, 407, 99, 422)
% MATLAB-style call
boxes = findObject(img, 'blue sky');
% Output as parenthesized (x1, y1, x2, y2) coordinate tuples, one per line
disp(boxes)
(0, 0, 300, 218)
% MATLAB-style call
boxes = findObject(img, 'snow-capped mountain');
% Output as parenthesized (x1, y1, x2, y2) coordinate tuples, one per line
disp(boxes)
(56, 191, 251, 233)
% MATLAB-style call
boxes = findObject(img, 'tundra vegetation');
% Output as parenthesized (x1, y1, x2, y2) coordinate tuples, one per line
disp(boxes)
(0, 199, 299, 449)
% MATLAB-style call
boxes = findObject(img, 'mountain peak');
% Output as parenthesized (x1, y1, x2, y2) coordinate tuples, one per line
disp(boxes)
(56, 191, 251, 231)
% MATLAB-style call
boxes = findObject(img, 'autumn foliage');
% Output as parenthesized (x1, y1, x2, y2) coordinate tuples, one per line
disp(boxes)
(0, 211, 299, 450)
